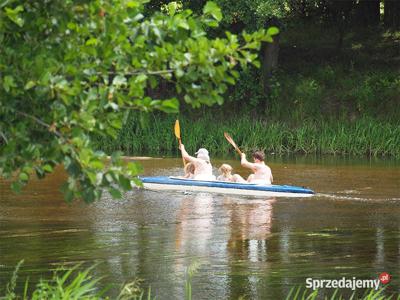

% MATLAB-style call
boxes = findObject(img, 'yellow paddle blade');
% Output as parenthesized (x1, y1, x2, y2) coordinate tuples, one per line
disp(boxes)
(224, 132, 242, 155)
(174, 120, 181, 139)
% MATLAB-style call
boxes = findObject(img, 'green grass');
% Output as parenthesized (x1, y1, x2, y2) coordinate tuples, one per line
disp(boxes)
(285, 286, 400, 300)
(92, 56, 400, 159)
(1, 261, 153, 300)
(93, 113, 400, 159)
(2, 262, 400, 300)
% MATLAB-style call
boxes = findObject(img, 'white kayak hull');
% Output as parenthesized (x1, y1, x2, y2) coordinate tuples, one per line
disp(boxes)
(140, 176, 315, 198)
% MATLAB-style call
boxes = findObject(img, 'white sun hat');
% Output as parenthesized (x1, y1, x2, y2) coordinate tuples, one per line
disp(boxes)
(195, 148, 210, 162)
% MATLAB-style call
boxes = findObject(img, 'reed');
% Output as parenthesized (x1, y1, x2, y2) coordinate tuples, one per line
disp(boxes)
(93, 113, 400, 159)
(2, 262, 399, 300)
(285, 286, 399, 300)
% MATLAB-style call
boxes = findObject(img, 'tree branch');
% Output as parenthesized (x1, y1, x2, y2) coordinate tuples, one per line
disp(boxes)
(0, 131, 8, 144)
(98, 69, 174, 76)
(15, 110, 63, 138)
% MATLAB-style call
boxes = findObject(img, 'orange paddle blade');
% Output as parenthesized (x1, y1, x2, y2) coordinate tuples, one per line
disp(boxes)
(224, 132, 242, 155)
(174, 120, 181, 140)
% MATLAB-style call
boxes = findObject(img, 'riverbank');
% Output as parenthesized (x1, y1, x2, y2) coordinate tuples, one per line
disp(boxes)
(94, 112, 400, 158)
(2, 262, 397, 300)
(93, 28, 399, 159)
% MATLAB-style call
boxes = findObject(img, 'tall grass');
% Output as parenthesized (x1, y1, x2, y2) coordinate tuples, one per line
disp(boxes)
(91, 61, 400, 159)
(2, 262, 399, 300)
(285, 286, 400, 300)
(1, 261, 153, 300)
(93, 113, 400, 159)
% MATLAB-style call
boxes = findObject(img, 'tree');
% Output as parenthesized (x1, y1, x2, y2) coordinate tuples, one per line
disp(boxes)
(384, 0, 400, 28)
(0, 0, 277, 202)
(355, 0, 380, 27)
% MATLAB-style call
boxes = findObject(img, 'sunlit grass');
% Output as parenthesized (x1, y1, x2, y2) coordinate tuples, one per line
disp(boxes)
(93, 113, 400, 159)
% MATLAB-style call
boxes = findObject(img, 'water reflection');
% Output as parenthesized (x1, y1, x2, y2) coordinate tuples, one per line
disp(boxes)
(172, 192, 277, 299)
(223, 197, 276, 300)
(175, 193, 215, 253)
(1, 157, 400, 299)
(223, 197, 275, 258)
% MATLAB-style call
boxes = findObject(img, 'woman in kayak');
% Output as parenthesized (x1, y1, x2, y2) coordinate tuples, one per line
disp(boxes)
(241, 150, 273, 184)
(179, 144, 216, 181)
(217, 164, 245, 183)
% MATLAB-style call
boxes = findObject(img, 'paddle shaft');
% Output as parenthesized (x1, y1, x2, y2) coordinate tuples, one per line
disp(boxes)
(224, 132, 242, 155)
(174, 120, 186, 166)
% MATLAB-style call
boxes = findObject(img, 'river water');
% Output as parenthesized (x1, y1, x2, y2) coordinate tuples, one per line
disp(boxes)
(0, 156, 399, 299)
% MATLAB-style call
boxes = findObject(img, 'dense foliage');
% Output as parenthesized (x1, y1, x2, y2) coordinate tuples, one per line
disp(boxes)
(0, 0, 276, 202)
(142, 0, 400, 118)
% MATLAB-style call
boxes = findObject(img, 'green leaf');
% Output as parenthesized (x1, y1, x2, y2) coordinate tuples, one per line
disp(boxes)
(167, 2, 177, 16)
(127, 162, 142, 175)
(135, 74, 147, 83)
(109, 187, 122, 199)
(5, 5, 24, 27)
(19, 172, 29, 181)
(159, 98, 179, 113)
(43, 164, 53, 173)
(252, 60, 260, 68)
(267, 27, 279, 36)
(112, 75, 127, 87)
(203, 1, 222, 22)
(24, 81, 36, 90)
(85, 38, 98, 46)
(3, 75, 16, 92)
(119, 176, 132, 191)
(89, 160, 104, 169)
(132, 177, 143, 187)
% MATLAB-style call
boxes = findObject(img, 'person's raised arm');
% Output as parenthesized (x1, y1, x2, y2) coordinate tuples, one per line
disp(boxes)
(241, 153, 256, 170)
(179, 144, 196, 163)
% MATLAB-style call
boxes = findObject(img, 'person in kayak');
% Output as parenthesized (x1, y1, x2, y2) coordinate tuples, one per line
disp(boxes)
(241, 150, 273, 184)
(183, 162, 195, 179)
(217, 164, 245, 183)
(179, 144, 216, 181)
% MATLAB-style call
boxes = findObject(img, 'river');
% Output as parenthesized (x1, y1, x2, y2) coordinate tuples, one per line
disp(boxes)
(0, 156, 399, 299)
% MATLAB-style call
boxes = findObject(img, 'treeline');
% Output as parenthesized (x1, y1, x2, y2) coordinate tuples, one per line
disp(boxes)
(99, 0, 400, 158)
(139, 0, 400, 121)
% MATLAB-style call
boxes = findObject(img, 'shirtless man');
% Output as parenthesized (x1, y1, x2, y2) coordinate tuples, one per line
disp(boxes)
(179, 144, 216, 181)
(240, 150, 273, 184)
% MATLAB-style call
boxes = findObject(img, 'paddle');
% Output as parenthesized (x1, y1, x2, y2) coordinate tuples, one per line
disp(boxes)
(224, 132, 242, 155)
(174, 120, 186, 166)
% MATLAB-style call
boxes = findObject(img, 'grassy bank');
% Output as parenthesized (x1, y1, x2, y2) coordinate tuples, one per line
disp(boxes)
(94, 113, 400, 159)
(93, 27, 399, 159)
(2, 262, 399, 300)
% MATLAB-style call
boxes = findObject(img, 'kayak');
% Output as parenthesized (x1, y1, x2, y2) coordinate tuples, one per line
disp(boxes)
(140, 176, 315, 197)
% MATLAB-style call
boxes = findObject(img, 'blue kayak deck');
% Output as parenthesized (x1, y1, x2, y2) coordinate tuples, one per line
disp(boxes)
(140, 176, 314, 195)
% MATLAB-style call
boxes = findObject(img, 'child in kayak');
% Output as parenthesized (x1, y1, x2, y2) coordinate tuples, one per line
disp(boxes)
(179, 144, 216, 181)
(183, 162, 195, 179)
(217, 164, 245, 183)
(241, 150, 273, 184)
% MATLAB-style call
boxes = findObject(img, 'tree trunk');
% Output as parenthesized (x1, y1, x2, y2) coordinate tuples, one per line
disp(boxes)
(356, 0, 381, 26)
(384, 0, 400, 28)
(261, 33, 280, 94)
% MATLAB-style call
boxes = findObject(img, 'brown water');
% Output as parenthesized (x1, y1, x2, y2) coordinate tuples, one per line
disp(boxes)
(0, 156, 399, 299)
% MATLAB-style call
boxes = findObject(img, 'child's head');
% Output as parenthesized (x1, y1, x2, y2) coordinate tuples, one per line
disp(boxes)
(252, 150, 265, 162)
(184, 162, 195, 175)
(219, 164, 233, 176)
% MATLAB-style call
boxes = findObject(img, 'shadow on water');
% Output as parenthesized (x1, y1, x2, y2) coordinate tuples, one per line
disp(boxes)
(0, 156, 400, 299)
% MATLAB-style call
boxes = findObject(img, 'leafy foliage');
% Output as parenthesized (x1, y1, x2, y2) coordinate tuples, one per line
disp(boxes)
(0, 0, 276, 202)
